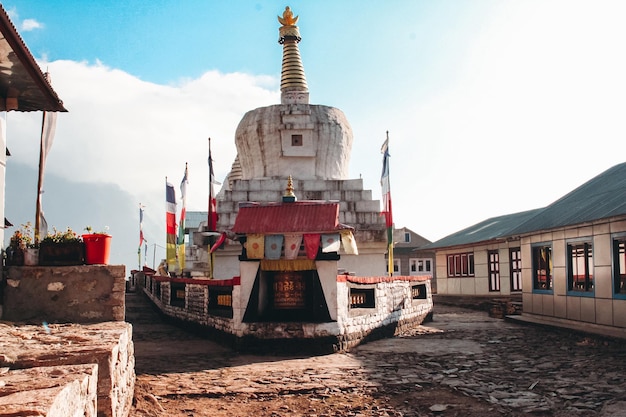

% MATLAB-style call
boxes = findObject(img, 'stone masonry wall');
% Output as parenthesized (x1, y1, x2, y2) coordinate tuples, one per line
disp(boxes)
(3, 265, 126, 323)
(0, 364, 98, 417)
(0, 321, 134, 417)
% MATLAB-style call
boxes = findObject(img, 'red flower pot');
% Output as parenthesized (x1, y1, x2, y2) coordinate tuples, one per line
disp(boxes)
(82, 234, 112, 265)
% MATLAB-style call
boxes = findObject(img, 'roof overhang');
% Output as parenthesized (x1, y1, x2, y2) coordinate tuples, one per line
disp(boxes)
(231, 201, 354, 235)
(0, 4, 66, 112)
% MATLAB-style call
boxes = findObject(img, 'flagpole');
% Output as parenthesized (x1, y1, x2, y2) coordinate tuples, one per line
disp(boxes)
(34, 111, 46, 243)
(208, 138, 215, 279)
(388, 131, 393, 277)
(381, 131, 394, 277)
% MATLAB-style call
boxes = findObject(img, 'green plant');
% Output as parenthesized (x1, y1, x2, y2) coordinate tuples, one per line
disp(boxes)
(10, 222, 36, 249)
(84, 225, 110, 235)
(41, 227, 82, 244)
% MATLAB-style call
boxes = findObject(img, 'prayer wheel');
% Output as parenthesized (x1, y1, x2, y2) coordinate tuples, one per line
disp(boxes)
(273, 272, 306, 309)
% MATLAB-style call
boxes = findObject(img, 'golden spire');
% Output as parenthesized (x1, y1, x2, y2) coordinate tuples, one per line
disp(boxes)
(283, 175, 297, 202)
(278, 6, 308, 104)
(278, 6, 298, 26)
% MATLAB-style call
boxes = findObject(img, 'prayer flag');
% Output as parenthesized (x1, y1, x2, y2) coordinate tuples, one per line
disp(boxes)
(303, 234, 320, 260)
(284, 234, 302, 260)
(138, 204, 146, 268)
(340, 230, 359, 255)
(178, 164, 188, 270)
(210, 232, 227, 253)
(321, 233, 340, 253)
(246, 234, 264, 259)
(208, 138, 220, 231)
(35, 73, 58, 242)
(166, 180, 177, 271)
(381, 132, 394, 275)
(265, 235, 284, 260)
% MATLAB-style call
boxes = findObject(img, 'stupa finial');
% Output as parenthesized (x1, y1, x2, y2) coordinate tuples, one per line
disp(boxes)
(278, 6, 298, 26)
(278, 6, 309, 104)
(283, 175, 297, 203)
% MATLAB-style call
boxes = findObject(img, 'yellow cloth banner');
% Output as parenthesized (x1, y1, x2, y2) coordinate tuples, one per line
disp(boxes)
(260, 259, 315, 271)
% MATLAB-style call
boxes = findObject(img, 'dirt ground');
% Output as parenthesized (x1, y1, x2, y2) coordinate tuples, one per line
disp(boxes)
(132, 382, 511, 417)
(127, 293, 626, 417)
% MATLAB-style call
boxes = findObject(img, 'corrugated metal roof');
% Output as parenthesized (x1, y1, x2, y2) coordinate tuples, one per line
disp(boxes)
(424, 209, 543, 250)
(231, 201, 351, 234)
(511, 162, 626, 235)
(425, 162, 626, 250)
(185, 211, 208, 229)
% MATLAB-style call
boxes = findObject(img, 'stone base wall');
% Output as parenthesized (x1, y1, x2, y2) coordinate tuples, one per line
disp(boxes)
(0, 321, 135, 417)
(2, 265, 126, 323)
(136, 271, 433, 353)
(335, 277, 433, 351)
(0, 364, 98, 417)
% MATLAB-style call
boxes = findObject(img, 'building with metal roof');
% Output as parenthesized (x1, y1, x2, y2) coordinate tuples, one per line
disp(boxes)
(426, 161, 626, 334)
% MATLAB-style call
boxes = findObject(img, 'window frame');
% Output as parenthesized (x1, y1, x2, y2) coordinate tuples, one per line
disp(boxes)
(532, 243, 553, 293)
(446, 252, 475, 277)
(509, 247, 522, 292)
(409, 257, 433, 275)
(612, 233, 626, 299)
(488, 250, 500, 292)
(566, 238, 594, 296)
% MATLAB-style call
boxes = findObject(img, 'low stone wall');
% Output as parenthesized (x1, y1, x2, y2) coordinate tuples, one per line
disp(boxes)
(0, 321, 134, 417)
(2, 265, 126, 323)
(0, 364, 98, 417)
(136, 271, 433, 353)
(335, 276, 433, 351)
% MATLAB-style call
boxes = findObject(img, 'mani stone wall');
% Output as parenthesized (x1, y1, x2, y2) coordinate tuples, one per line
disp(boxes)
(137, 272, 433, 353)
(0, 321, 134, 417)
(2, 265, 126, 323)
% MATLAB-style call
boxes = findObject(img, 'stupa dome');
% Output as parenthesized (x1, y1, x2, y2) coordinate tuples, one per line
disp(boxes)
(232, 6, 353, 182)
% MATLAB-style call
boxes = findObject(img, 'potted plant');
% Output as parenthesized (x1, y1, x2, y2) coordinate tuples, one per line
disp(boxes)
(82, 226, 112, 265)
(39, 226, 85, 266)
(6, 222, 36, 266)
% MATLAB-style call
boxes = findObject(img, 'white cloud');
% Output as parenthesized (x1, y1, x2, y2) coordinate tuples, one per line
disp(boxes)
(6, 60, 279, 236)
(20, 18, 43, 31)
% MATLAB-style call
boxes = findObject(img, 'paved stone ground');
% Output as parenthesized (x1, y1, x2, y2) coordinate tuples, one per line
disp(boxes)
(126, 292, 626, 416)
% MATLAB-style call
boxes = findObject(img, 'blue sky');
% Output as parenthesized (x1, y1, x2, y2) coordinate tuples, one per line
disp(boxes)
(3, 1, 626, 268)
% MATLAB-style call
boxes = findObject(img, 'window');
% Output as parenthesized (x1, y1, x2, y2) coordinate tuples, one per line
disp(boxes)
(404, 232, 411, 243)
(447, 252, 475, 277)
(410, 258, 433, 275)
(488, 250, 500, 292)
(291, 134, 303, 146)
(386, 259, 400, 274)
(567, 241, 593, 293)
(614, 237, 626, 294)
(532, 245, 552, 290)
(509, 248, 522, 291)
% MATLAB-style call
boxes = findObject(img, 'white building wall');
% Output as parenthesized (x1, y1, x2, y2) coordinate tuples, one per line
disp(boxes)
(434, 240, 522, 296)
(521, 217, 626, 332)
